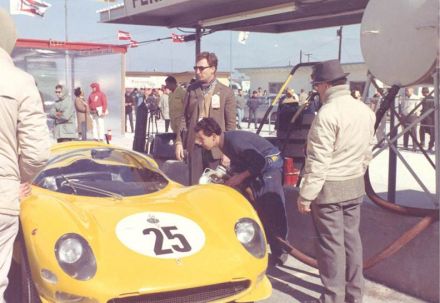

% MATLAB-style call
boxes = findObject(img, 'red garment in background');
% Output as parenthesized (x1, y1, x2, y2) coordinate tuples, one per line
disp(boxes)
(88, 82, 107, 114)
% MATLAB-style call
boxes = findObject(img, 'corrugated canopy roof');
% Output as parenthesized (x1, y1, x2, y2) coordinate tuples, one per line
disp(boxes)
(99, 0, 369, 33)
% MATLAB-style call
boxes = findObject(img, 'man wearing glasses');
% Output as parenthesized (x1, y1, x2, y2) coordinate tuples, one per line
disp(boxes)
(175, 52, 236, 185)
(49, 84, 77, 142)
(297, 60, 375, 303)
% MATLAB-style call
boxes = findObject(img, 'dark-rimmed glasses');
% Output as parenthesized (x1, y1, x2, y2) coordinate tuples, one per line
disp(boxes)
(55, 90, 62, 94)
(193, 65, 212, 72)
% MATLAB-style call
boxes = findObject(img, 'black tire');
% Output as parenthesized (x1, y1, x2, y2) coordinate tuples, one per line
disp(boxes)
(20, 239, 41, 303)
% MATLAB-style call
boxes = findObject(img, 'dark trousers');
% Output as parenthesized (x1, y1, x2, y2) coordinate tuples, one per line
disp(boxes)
(248, 108, 258, 128)
(125, 110, 134, 133)
(250, 168, 287, 257)
(188, 145, 220, 185)
(419, 124, 435, 149)
(311, 197, 364, 303)
(402, 115, 418, 149)
(79, 121, 87, 140)
(164, 119, 170, 133)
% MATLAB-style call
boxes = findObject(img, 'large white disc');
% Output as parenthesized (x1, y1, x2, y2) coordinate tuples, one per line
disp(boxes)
(361, 0, 438, 86)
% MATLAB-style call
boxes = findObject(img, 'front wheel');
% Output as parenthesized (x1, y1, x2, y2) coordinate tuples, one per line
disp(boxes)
(20, 239, 41, 303)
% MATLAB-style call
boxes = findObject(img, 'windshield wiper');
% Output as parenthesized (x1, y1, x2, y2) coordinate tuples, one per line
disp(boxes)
(60, 175, 123, 200)
(61, 175, 77, 195)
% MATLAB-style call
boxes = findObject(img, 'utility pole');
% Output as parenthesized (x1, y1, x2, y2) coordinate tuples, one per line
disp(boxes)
(300, 49, 302, 63)
(195, 26, 202, 57)
(304, 52, 312, 62)
(337, 26, 343, 61)
(229, 31, 233, 87)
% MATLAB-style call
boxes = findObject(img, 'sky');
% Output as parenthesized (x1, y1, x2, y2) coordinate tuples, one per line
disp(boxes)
(1, 0, 365, 73)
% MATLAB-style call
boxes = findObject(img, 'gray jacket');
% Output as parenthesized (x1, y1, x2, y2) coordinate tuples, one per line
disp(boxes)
(49, 87, 77, 139)
(0, 48, 50, 215)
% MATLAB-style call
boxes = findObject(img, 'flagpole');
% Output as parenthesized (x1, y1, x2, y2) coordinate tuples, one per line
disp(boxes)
(64, 0, 69, 88)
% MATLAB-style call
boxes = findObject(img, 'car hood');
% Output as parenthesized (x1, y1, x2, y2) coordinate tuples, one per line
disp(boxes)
(20, 183, 267, 298)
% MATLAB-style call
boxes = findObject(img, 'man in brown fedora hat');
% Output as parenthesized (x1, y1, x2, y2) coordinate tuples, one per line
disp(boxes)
(0, 8, 50, 300)
(297, 59, 375, 303)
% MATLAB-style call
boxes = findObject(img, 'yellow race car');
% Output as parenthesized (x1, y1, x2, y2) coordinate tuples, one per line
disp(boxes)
(17, 141, 271, 303)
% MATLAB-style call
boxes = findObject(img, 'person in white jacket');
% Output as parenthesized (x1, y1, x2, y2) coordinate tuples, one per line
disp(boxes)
(159, 88, 170, 132)
(297, 60, 375, 303)
(399, 87, 421, 150)
(0, 9, 51, 300)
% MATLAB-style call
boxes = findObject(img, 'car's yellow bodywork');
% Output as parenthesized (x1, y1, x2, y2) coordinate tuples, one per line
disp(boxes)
(20, 142, 272, 303)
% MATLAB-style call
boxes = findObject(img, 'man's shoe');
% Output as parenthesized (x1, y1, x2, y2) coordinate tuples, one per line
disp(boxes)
(268, 252, 289, 266)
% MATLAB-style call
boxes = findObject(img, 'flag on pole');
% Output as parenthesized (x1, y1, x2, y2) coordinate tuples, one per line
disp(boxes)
(129, 40, 139, 48)
(171, 33, 185, 43)
(117, 30, 131, 41)
(238, 31, 250, 45)
(10, 0, 51, 17)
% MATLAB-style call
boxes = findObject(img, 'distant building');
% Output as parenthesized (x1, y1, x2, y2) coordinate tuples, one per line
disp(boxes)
(236, 62, 369, 95)
(125, 71, 231, 89)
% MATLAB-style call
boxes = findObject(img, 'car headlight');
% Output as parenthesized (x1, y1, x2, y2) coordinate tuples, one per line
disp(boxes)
(55, 233, 96, 280)
(235, 218, 266, 258)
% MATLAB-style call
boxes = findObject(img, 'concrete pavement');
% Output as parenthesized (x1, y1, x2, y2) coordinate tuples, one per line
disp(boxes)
(262, 257, 426, 303)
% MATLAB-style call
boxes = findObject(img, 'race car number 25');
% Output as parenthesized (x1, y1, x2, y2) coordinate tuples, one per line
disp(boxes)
(143, 226, 191, 255)
(116, 212, 206, 259)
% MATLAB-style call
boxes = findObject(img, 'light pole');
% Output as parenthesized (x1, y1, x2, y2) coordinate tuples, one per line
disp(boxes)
(337, 26, 343, 61)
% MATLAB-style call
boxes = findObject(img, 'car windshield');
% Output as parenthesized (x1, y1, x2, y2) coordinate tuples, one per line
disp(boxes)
(34, 148, 168, 197)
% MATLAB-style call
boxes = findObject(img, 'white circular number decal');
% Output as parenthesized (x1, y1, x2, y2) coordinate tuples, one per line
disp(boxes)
(116, 212, 205, 259)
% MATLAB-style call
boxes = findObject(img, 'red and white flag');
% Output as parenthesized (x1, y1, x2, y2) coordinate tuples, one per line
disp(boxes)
(10, 0, 51, 17)
(171, 33, 185, 43)
(129, 40, 139, 48)
(117, 30, 131, 41)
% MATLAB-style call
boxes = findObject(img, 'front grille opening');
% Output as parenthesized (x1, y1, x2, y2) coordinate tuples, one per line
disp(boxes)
(108, 280, 251, 303)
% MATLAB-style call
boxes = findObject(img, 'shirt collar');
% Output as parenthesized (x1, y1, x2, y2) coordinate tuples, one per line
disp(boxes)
(323, 84, 350, 104)
(201, 78, 217, 91)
